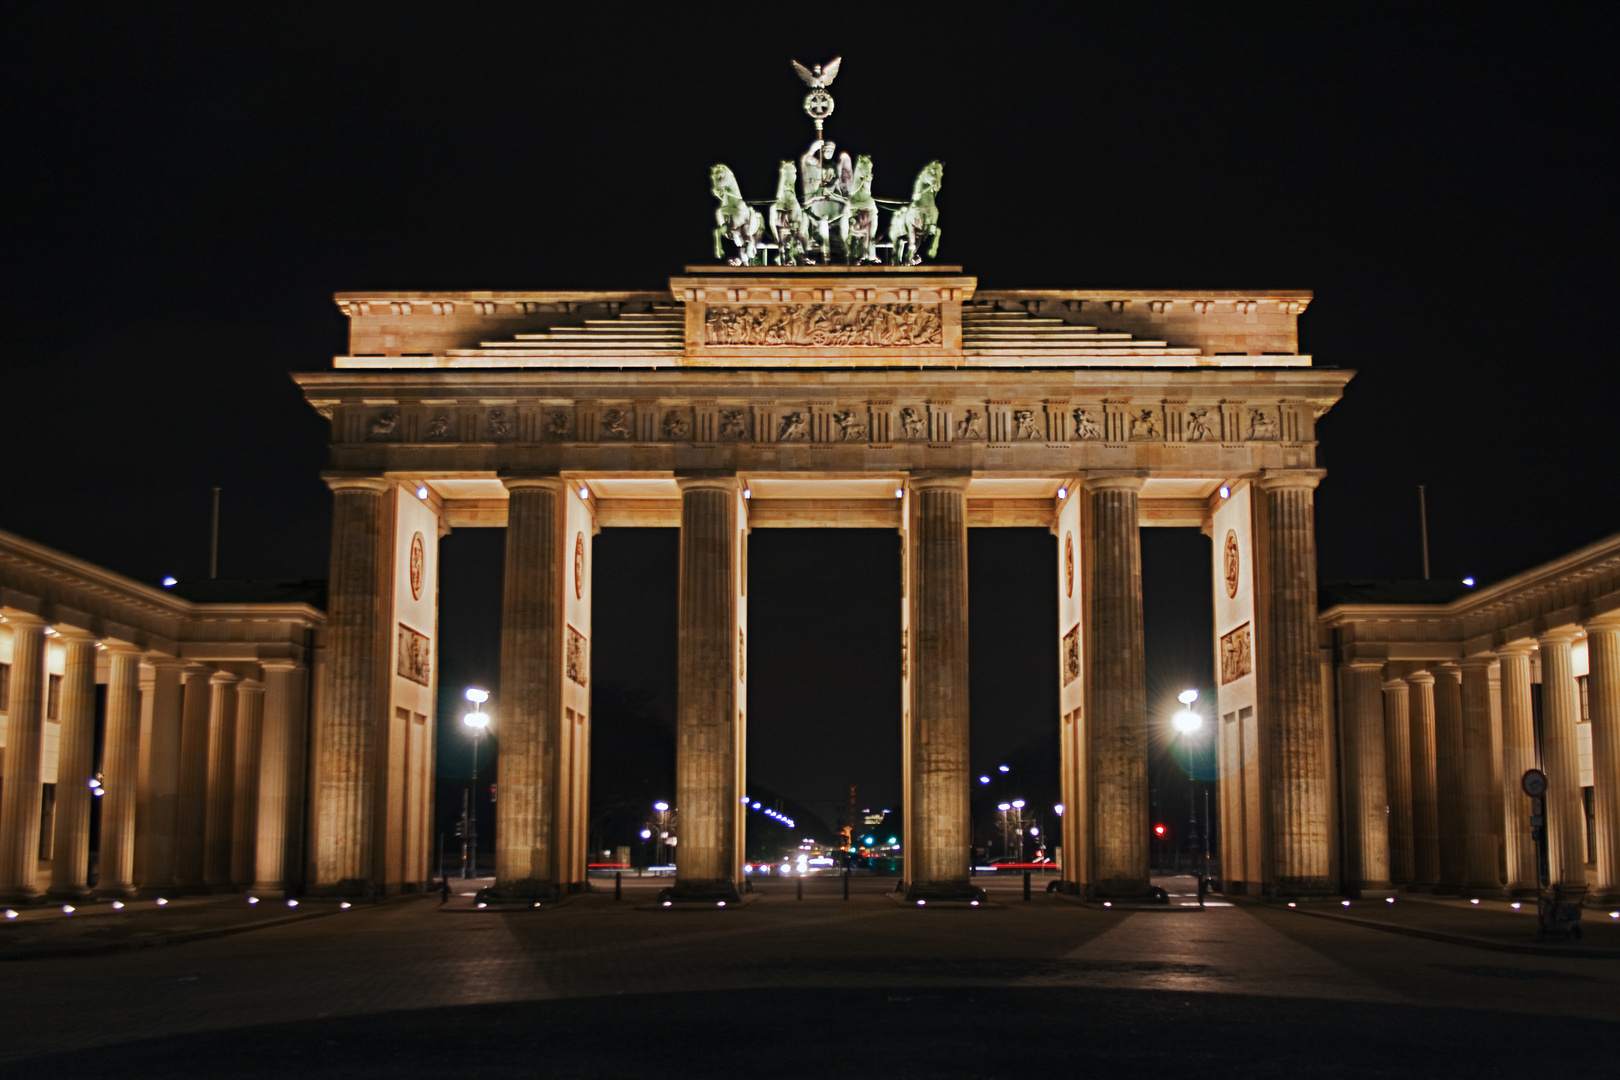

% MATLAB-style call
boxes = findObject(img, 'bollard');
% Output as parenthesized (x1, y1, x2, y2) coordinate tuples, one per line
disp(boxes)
(1023, 869, 1031, 901)
(797, 874, 803, 901)
(614, 871, 622, 901)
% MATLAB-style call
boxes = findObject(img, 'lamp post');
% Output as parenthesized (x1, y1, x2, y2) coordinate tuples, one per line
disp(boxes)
(653, 801, 671, 867)
(1011, 799, 1027, 862)
(1172, 688, 1206, 899)
(463, 687, 490, 879)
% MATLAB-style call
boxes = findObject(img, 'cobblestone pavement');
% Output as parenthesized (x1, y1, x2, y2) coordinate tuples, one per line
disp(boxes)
(3, 879, 1617, 1077)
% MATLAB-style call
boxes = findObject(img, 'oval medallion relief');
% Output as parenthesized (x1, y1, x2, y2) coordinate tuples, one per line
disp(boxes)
(408, 532, 425, 600)
(1223, 529, 1240, 599)
(1065, 532, 1074, 598)
(574, 532, 585, 599)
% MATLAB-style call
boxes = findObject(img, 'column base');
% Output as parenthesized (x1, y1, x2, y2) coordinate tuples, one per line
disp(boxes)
(667, 878, 740, 904)
(305, 878, 379, 900)
(1345, 882, 1398, 900)
(1583, 888, 1620, 909)
(92, 884, 138, 901)
(45, 885, 93, 903)
(904, 880, 986, 904)
(1505, 883, 1540, 898)
(1460, 885, 1510, 900)
(492, 877, 561, 903)
(1404, 882, 1440, 893)
(0, 888, 43, 905)
(1262, 876, 1338, 900)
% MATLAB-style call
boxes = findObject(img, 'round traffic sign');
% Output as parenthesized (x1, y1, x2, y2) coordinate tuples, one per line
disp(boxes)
(1521, 768, 1548, 797)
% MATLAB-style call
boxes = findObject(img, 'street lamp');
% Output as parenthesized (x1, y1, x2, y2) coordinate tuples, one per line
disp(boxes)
(1171, 688, 1208, 895)
(652, 801, 671, 867)
(463, 687, 490, 879)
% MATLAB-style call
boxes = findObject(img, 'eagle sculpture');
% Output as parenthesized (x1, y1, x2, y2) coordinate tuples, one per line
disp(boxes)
(791, 57, 841, 89)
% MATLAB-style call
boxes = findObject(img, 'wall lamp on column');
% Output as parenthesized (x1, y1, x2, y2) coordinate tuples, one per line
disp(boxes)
(416, 485, 429, 500)
(1057, 486, 1068, 500)
(1219, 485, 1231, 499)
(578, 485, 590, 499)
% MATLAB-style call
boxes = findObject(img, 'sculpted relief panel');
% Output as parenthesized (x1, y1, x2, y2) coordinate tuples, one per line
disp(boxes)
(1220, 623, 1252, 685)
(705, 303, 943, 347)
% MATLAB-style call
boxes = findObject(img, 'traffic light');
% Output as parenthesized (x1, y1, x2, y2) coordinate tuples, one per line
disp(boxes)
(1153, 823, 1166, 837)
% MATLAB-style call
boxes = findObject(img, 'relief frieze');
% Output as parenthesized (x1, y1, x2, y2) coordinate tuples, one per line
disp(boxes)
(1220, 622, 1252, 685)
(704, 303, 943, 347)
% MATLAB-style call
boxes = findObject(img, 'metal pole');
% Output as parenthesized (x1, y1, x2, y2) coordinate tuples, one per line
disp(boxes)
(460, 789, 470, 879)
(209, 487, 221, 579)
(1418, 485, 1430, 580)
(614, 870, 621, 901)
(468, 727, 479, 879)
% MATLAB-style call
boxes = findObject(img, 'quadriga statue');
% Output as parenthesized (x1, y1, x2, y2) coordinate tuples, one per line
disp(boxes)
(711, 164, 764, 266)
(889, 160, 943, 265)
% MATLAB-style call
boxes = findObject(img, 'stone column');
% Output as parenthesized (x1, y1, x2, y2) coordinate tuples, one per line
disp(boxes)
(254, 660, 307, 895)
(1256, 472, 1332, 897)
(48, 629, 99, 900)
(905, 475, 973, 901)
(203, 670, 239, 890)
(230, 679, 264, 888)
(1497, 643, 1538, 893)
(174, 664, 214, 890)
(136, 657, 185, 891)
(1382, 678, 1415, 885)
(1585, 616, 1620, 905)
(496, 477, 567, 897)
(674, 476, 743, 902)
(1458, 657, 1504, 896)
(1406, 671, 1441, 889)
(0, 613, 47, 902)
(1431, 663, 1465, 893)
(312, 477, 395, 894)
(1539, 630, 1587, 892)
(1338, 660, 1392, 895)
(1084, 476, 1149, 897)
(96, 644, 144, 897)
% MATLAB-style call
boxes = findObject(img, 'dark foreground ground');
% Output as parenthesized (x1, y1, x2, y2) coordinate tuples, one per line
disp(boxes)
(4, 874, 1615, 1078)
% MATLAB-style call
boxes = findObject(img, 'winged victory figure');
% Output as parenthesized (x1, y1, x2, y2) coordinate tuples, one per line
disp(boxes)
(791, 57, 841, 89)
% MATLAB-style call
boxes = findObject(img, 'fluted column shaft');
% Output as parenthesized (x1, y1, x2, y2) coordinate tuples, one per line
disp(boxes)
(1339, 661, 1391, 892)
(1459, 657, 1503, 894)
(254, 661, 307, 893)
(674, 477, 742, 900)
(1538, 631, 1587, 890)
(905, 476, 972, 899)
(174, 664, 214, 890)
(496, 478, 567, 895)
(1497, 645, 1538, 892)
(1085, 476, 1148, 897)
(0, 614, 48, 901)
(1257, 472, 1332, 896)
(231, 680, 264, 887)
(203, 671, 240, 890)
(1432, 664, 1466, 892)
(1585, 620, 1620, 903)
(1382, 680, 1415, 884)
(313, 477, 394, 893)
(136, 658, 185, 891)
(96, 645, 144, 897)
(49, 630, 99, 899)
(1407, 672, 1441, 889)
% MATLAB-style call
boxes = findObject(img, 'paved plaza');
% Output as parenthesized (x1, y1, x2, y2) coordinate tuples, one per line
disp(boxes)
(3, 876, 1615, 1077)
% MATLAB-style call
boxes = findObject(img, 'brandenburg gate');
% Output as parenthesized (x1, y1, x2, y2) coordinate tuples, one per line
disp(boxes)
(293, 60, 1350, 903)
(294, 267, 1349, 902)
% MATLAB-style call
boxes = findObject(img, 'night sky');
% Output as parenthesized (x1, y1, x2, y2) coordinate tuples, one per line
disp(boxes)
(5, 8, 1613, 851)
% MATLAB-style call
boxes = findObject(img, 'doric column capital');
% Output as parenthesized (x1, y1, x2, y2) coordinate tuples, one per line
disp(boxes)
(906, 472, 971, 493)
(1495, 640, 1536, 659)
(501, 476, 568, 494)
(676, 473, 741, 494)
(209, 669, 241, 687)
(0, 609, 46, 629)
(236, 678, 265, 695)
(1458, 654, 1496, 672)
(1255, 468, 1326, 492)
(1583, 611, 1620, 635)
(1345, 658, 1388, 673)
(101, 640, 145, 658)
(1382, 678, 1411, 694)
(1537, 627, 1582, 648)
(1405, 670, 1436, 687)
(257, 658, 304, 674)
(51, 624, 98, 644)
(322, 474, 392, 495)
(1084, 473, 1146, 494)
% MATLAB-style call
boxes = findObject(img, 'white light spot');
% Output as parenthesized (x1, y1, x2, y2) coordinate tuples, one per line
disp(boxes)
(1462, 577, 1475, 587)
(156, 898, 169, 906)
(162, 576, 178, 587)
(247, 896, 259, 905)
(286, 899, 299, 908)
(1057, 486, 1067, 499)
(1288, 902, 1297, 908)
(917, 900, 926, 906)
(662, 901, 672, 908)
(61, 905, 75, 915)
(1341, 900, 1351, 907)
(578, 486, 590, 499)
(111, 901, 125, 910)
(895, 488, 904, 498)
(1385, 897, 1395, 904)
(1470, 899, 1479, 905)
(416, 486, 428, 500)
(742, 488, 751, 499)
(1219, 485, 1230, 499)
(340, 901, 352, 910)
(3, 910, 15, 919)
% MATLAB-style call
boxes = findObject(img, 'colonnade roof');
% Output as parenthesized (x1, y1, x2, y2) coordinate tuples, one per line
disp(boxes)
(1320, 530, 1620, 662)
(0, 527, 323, 660)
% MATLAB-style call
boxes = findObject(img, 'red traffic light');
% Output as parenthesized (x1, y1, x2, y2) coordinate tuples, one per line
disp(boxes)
(1153, 824, 1166, 836)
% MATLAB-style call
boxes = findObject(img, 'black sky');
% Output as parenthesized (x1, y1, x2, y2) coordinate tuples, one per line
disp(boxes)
(3, 5, 1614, 839)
